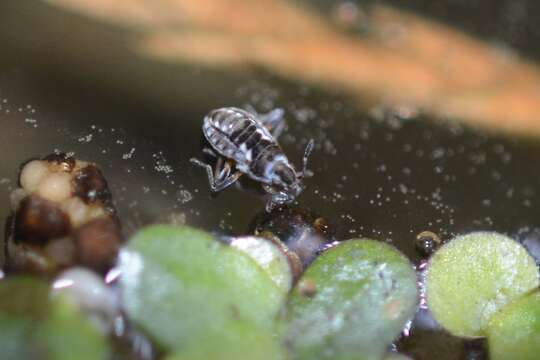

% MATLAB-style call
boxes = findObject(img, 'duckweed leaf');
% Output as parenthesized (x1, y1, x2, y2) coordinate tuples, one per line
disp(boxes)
(486, 291, 540, 360)
(0, 277, 48, 360)
(166, 321, 285, 360)
(383, 353, 413, 360)
(230, 236, 294, 295)
(284, 239, 418, 360)
(119, 225, 283, 355)
(0, 277, 108, 360)
(426, 232, 539, 337)
(0, 315, 37, 360)
(37, 296, 109, 360)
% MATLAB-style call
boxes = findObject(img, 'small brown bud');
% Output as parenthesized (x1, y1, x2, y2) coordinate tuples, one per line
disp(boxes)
(73, 165, 112, 205)
(14, 195, 71, 245)
(43, 153, 76, 173)
(73, 217, 122, 273)
(298, 278, 317, 298)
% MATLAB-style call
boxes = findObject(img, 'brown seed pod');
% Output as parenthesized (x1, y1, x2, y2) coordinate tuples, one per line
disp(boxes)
(43, 152, 76, 173)
(414, 230, 442, 257)
(4, 242, 58, 274)
(73, 165, 113, 205)
(297, 278, 317, 298)
(250, 207, 335, 267)
(6, 154, 123, 276)
(73, 217, 123, 274)
(14, 195, 71, 245)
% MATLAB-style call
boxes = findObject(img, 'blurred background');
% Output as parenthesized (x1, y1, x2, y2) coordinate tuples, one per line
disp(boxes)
(2, 0, 540, 358)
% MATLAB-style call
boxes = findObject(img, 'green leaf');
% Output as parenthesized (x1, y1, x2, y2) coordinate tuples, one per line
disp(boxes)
(0, 314, 38, 360)
(0, 277, 108, 360)
(37, 296, 109, 360)
(284, 239, 418, 360)
(119, 225, 284, 356)
(0, 277, 51, 360)
(166, 321, 284, 360)
(383, 353, 413, 360)
(486, 291, 540, 360)
(426, 232, 539, 337)
(230, 236, 294, 295)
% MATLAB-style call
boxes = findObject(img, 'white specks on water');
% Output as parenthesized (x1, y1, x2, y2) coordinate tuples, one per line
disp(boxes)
(168, 212, 187, 226)
(122, 147, 136, 160)
(431, 148, 445, 160)
(323, 139, 337, 155)
(78, 133, 93, 143)
(153, 151, 173, 175)
(369, 103, 419, 130)
(292, 106, 317, 124)
(398, 184, 408, 195)
(24, 118, 38, 128)
(235, 80, 278, 112)
(176, 189, 193, 204)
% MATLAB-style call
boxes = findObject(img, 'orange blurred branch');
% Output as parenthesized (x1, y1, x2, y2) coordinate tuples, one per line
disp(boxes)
(46, 0, 540, 136)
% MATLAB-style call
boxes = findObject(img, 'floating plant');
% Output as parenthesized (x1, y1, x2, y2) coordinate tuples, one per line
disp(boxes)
(119, 225, 284, 358)
(284, 239, 418, 360)
(426, 232, 539, 337)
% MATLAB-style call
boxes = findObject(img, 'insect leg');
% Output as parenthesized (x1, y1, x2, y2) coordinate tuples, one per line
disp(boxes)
(202, 147, 217, 157)
(260, 108, 286, 139)
(262, 184, 277, 194)
(212, 171, 243, 192)
(270, 119, 286, 139)
(243, 104, 258, 116)
(212, 160, 243, 191)
(192, 157, 243, 193)
(214, 157, 225, 178)
(245, 105, 286, 139)
(262, 184, 290, 211)
(190, 158, 220, 191)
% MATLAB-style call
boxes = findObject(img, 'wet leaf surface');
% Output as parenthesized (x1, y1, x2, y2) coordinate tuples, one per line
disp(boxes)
(284, 239, 418, 360)
(486, 291, 540, 360)
(230, 235, 295, 295)
(426, 232, 539, 337)
(0, 277, 108, 360)
(119, 225, 283, 355)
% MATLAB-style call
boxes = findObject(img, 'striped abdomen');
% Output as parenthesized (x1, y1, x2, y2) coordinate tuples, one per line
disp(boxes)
(203, 108, 284, 178)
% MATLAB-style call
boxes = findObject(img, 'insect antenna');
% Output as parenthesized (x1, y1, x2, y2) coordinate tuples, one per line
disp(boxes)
(300, 139, 315, 178)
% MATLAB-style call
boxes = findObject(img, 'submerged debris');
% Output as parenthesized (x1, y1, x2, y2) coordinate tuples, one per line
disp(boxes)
(4, 153, 123, 275)
(414, 231, 442, 257)
(249, 206, 335, 268)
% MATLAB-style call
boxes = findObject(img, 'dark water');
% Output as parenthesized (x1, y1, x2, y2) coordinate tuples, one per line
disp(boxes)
(2, 68, 539, 261)
(1, 1, 540, 359)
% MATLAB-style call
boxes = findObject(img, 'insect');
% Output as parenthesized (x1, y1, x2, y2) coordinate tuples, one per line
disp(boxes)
(190, 106, 314, 211)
